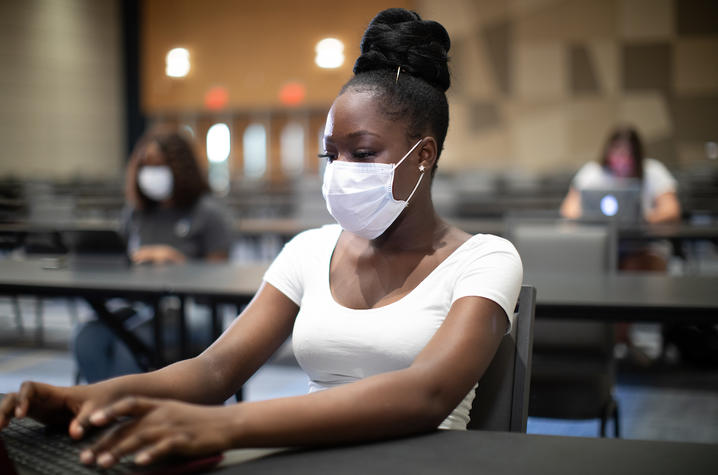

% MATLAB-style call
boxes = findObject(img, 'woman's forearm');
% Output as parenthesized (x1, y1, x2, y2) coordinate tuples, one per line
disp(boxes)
(93, 356, 231, 405)
(225, 367, 454, 448)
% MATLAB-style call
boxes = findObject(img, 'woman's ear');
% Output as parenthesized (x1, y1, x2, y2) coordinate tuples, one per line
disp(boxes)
(418, 137, 438, 172)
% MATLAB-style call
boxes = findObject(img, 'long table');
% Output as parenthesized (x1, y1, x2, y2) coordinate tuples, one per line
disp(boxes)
(0, 258, 266, 366)
(526, 271, 718, 324)
(2, 259, 717, 331)
(212, 429, 717, 475)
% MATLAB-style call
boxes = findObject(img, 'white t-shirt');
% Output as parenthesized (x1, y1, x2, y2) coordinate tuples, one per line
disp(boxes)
(263, 224, 523, 430)
(572, 158, 677, 215)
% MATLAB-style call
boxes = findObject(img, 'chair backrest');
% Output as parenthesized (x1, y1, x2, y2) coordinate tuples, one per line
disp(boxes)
(468, 285, 535, 432)
(508, 219, 617, 273)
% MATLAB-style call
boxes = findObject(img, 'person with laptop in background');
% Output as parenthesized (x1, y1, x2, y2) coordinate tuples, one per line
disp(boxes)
(73, 126, 233, 383)
(560, 124, 681, 270)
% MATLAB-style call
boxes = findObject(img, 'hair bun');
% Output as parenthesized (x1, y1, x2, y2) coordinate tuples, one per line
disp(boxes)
(353, 8, 451, 92)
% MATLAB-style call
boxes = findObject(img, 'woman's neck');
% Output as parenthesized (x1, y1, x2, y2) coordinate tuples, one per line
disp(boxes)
(370, 195, 447, 252)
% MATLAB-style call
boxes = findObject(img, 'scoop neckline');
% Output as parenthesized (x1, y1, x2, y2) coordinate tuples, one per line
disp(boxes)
(324, 226, 479, 312)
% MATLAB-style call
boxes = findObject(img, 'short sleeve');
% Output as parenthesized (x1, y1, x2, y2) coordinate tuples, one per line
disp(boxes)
(572, 162, 603, 190)
(451, 237, 524, 333)
(644, 158, 677, 199)
(262, 231, 309, 306)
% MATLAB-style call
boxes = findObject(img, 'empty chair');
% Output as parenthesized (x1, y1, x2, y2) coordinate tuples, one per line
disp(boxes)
(508, 220, 620, 437)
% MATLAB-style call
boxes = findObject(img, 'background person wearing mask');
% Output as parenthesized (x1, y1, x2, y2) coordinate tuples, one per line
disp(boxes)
(73, 127, 233, 383)
(560, 124, 681, 270)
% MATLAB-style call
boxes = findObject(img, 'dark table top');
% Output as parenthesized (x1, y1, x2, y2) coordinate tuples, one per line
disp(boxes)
(0, 258, 266, 303)
(212, 429, 718, 475)
(525, 271, 718, 323)
(1, 258, 717, 322)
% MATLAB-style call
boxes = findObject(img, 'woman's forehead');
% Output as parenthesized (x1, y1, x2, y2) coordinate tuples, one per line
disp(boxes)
(139, 141, 166, 164)
(325, 90, 401, 140)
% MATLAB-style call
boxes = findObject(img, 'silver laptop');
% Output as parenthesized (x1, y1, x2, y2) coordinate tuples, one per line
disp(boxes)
(580, 185, 642, 224)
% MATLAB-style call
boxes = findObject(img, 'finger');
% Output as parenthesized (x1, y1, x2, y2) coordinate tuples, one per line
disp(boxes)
(97, 427, 169, 468)
(69, 401, 99, 440)
(89, 396, 154, 427)
(131, 252, 147, 263)
(0, 393, 18, 428)
(134, 433, 191, 466)
(16, 381, 40, 418)
(80, 420, 136, 466)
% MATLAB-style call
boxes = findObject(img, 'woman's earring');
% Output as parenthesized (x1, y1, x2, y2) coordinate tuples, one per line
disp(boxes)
(419, 165, 425, 172)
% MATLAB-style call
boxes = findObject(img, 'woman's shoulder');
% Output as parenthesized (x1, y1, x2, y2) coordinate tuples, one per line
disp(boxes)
(286, 224, 342, 249)
(642, 158, 673, 176)
(463, 233, 519, 256)
(445, 232, 521, 270)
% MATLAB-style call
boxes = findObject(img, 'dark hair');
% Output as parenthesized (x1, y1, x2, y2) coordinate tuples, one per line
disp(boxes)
(341, 8, 451, 175)
(126, 125, 209, 210)
(600, 125, 644, 180)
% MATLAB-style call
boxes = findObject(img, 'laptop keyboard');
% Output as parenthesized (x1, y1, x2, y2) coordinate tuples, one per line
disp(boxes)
(1, 416, 135, 475)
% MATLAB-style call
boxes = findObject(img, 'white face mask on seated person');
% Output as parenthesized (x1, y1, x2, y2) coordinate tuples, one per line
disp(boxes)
(138, 165, 174, 202)
(321, 139, 426, 240)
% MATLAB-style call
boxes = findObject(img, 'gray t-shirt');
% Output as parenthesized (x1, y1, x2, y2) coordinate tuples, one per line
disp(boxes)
(121, 194, 233, 259)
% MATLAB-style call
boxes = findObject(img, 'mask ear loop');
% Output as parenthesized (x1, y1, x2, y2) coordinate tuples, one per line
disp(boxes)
(393, 139, 426, 205)
(404, 168, 425, 204)
(393, 139, 423, 169)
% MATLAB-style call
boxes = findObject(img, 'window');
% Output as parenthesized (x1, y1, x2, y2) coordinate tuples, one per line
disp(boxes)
(243, 123, 267, 179)
(206, 123, 231, 193)
(280, 121, 305, 177)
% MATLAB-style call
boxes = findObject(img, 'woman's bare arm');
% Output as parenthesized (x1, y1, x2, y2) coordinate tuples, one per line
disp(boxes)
(645, 191, 681, 223)
(101, 283, 299, 404)
(560, 187, 581, 219)
(87, 294, 508, 466)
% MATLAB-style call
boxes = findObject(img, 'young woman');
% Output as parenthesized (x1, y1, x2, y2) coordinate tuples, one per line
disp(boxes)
(122, 126, 232, 265)
(74, 127, 233, 383)
(560, 125, 681, 225)
(1, 8, 522, 469)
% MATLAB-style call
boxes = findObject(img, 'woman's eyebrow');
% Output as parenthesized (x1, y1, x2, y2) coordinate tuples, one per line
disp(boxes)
(347, 130, 380, 138)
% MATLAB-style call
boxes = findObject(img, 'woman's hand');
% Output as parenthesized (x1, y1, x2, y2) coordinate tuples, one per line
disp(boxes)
(131, 245, 187, 265)
(80, 397, 233, 468)
(0, 381, 119, 440)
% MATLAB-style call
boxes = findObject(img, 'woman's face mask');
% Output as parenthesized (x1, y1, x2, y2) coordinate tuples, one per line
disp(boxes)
(138, 165, 174, 202)
(607, 144, 636, 178)
(321, 139, 425, 240)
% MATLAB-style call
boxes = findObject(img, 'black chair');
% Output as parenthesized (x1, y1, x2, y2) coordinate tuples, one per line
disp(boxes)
(468, 285, 535, 432)
(508, 220, 620, 437)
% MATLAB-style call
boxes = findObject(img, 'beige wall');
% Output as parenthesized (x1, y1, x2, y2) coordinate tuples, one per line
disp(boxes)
(417, 0, 718, 175)
(0, 0, 125, 180)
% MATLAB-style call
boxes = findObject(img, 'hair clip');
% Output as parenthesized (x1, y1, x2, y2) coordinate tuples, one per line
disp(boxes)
(395, 66, 402, 84)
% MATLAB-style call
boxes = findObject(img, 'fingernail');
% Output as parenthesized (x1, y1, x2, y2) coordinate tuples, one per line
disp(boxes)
(80, 450, 94, 464)
(98, 453, 115, 467)
(89, 411, 104, 423)
(135, 452, 151, 465)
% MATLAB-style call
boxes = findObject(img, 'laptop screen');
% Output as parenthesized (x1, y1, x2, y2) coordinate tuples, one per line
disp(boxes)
(580, 185, 642, 223)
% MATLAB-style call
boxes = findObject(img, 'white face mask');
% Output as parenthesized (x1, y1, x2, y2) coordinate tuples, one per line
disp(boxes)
(138, 165, 174, 202)
(322, 139, 425, 240)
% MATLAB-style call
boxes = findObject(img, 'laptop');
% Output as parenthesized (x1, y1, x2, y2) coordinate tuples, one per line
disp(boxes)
(580, 185, 642, 224)
(0, 415, 223, 475)
(59, 229, 131, 268)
